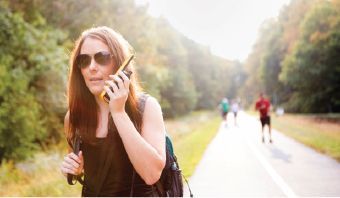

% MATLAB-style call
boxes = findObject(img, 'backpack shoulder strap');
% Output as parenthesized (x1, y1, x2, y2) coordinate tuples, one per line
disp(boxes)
(137, 93, 149, 114)
(165, 135, 174, 157)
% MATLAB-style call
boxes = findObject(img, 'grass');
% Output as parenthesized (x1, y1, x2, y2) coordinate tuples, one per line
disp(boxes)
(0, 146, 82, 196)
(165, 111, 221, 177)
(0, 110, 221, 196)
(248, 111, 340, 161)
(271, 113, 340, 161)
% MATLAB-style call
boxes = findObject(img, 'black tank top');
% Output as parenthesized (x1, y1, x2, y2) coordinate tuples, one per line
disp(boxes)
(81, 94, 156, 197)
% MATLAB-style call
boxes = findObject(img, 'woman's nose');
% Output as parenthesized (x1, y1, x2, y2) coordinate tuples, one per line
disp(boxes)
(88, 58, 98, 71)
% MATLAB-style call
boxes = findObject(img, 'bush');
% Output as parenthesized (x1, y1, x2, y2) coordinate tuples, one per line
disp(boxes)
(0, 5, 68, 162)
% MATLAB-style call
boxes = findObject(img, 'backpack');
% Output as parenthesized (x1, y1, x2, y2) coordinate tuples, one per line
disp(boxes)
(153, 134, 193, 197)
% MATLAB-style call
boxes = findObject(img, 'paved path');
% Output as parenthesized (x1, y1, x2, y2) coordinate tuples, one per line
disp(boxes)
(184, 111, 340, 197)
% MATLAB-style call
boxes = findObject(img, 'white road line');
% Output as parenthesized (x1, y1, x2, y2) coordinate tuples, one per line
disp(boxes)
(244, 135, 297, 197)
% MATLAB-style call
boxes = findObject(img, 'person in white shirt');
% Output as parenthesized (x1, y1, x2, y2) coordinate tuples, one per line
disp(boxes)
(231, 100, 239, 126)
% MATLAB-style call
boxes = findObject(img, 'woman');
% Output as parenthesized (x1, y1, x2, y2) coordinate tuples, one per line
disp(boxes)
(60, 26, 166, 196)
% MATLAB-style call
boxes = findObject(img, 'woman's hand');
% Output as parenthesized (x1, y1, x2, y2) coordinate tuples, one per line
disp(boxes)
(60, 151, 84, 177)
(103, 71, 130, 115)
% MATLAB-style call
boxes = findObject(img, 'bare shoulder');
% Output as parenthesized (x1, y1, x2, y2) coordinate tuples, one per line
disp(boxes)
(140, 95, 166, 142)
(144, 96, 162, 115)
(141, 95, 165, 127)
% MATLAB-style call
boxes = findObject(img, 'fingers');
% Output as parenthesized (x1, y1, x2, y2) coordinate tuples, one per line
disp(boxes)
(103, 73, 130, 111)
(61, 161, 77, 174)
(105, 79, 119, 94)
(64, 157, 79, 170)
(104, 85, 115, 100)
(118, 71, 130, 89)
(78, 151, 83, 161)
(61, 151, 84, 176)
(61, 166, 74, 176)
(68, 152, 81, 164)
(105, 73, 130, 96)
(111, 74, 124, 89)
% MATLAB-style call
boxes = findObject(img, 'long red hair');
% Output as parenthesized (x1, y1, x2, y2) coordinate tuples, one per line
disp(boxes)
(67, 26, 143, 144)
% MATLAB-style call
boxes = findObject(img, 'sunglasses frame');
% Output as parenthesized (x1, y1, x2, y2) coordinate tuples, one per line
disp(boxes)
(75, 51, 113, 69)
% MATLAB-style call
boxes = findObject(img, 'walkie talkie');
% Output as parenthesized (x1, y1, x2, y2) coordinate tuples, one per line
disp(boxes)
(100, 54, 134, 103)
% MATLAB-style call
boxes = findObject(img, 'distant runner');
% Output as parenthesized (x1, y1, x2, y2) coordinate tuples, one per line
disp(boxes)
(220, 98, 229, 125)
(231, 100, 239, 126)
(255, 93, 272, 143)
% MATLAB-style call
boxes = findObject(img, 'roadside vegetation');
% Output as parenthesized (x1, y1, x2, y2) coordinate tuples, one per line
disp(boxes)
(248, 111, 340, 161)
(166, 111, 221, 177)
(272, 113, 340, 161)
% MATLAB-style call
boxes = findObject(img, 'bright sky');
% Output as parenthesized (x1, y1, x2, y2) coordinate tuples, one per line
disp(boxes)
(135, 0, 291, 61)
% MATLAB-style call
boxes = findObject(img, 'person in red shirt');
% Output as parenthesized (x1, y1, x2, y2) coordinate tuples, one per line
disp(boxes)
(255, 93, 272, 143)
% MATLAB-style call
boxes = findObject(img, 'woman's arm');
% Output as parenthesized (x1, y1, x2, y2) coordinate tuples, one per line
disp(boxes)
(111, 96, 166, 185)
(104, 72, 166, 185)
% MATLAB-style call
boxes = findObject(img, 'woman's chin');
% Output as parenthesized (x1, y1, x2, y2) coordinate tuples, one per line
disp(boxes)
(89, 87, 103, 97)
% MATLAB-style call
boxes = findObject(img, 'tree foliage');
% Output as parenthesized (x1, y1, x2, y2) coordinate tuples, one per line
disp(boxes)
(240, 0, 339, 113)
(0, 3, 67, 162)
(280, 1, 340, 112)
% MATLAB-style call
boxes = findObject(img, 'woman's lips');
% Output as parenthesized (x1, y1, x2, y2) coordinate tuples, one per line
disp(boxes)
(89, 77, 103, 84)
(90, 77, 103, 81)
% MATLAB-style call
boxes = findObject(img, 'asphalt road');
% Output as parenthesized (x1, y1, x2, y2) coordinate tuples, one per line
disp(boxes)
(184, 111, 340, 197)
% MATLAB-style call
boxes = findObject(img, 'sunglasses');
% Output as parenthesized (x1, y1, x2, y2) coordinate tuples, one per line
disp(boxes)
(75, 51, 113, 69)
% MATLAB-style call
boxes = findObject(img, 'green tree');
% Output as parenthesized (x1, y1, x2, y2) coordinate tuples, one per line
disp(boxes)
(155, 19, 197, 117)
(239, 0, 335, 111)
(0, 4, 67, 162)
(258, 20, 289, 106)
(280, 0, 340, 112)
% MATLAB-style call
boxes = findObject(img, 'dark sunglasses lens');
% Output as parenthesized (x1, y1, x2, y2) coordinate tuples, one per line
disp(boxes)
(76, 54, 91, 68)
(94, 52, 112, 65)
